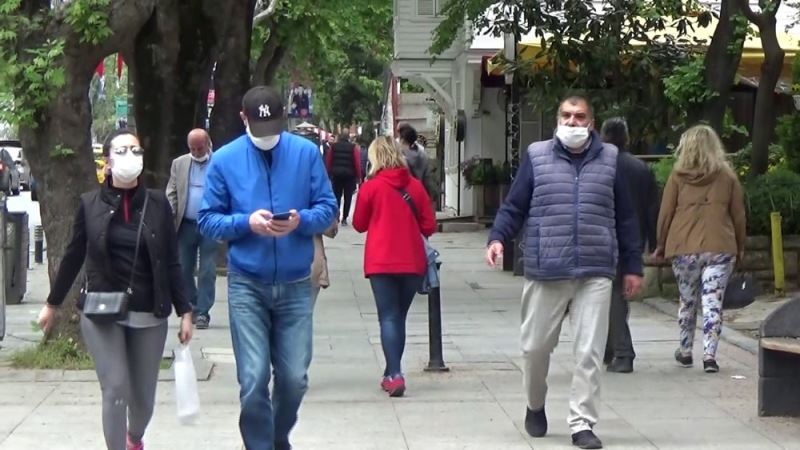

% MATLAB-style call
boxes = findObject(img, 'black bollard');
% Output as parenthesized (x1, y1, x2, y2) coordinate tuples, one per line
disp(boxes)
(425, 263, 449, 372)
(34, 225, 43, 264)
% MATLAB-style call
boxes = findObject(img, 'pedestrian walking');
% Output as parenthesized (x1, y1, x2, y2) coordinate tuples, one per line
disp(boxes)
(352, 135, 436, 397)
(653, 124, 746, 374)
(311, 219, 338, 306)
(166, 128, 218, 329)
(38, 128, 193, 450)
(599, 117, 660, 374)
(397, 122, 438, 204)
(198, 85, 337, 450)
(325, 129, 362, 225)
(485, 94, 643, 449)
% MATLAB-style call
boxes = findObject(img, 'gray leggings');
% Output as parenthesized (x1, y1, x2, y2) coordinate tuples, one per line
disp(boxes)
(81, 317, 168, 450)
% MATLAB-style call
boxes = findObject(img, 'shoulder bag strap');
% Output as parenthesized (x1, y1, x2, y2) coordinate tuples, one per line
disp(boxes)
(126, 192, 149, 294)
(397, 187, 420, 223)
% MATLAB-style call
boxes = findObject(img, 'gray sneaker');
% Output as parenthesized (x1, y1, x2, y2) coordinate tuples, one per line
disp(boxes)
(195, 315, 210, 329)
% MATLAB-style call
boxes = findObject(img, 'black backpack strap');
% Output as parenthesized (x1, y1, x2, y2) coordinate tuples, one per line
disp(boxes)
(397, 188, 420, 221)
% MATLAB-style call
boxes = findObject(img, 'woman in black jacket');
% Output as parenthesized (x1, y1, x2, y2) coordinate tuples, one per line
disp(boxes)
(38, 129, 193, 450)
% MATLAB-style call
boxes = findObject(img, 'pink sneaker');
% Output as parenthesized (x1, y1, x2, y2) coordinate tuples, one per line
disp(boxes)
(127, 433, 144, 450)
(380, 375, 406, 397)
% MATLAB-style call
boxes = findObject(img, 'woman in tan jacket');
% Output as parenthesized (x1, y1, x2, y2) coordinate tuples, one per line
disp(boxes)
(654, 125, 746, 374)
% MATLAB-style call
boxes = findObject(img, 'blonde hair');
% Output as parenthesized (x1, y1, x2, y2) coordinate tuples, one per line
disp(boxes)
(367, 135, 407, 177)
(674, 124, 730, 175)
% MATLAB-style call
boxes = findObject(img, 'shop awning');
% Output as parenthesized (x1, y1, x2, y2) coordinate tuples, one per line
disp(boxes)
(488, 17, 800, 82)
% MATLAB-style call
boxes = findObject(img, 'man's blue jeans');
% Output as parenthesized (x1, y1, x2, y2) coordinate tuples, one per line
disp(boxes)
(228, 272, 313, 450)
(369, 275, 421, 377)
(178, 220, 218, 317)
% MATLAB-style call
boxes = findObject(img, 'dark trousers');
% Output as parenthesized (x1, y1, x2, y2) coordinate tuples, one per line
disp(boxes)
(605, 275, 635, 361)
(331, 176, 357, 222)
(369, 275, 421, 377)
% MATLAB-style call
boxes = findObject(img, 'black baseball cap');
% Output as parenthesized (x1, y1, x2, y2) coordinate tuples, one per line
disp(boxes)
(242, 86, 285, 137)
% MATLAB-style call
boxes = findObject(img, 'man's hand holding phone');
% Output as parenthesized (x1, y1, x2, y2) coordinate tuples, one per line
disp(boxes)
(249, 209, 301, 237)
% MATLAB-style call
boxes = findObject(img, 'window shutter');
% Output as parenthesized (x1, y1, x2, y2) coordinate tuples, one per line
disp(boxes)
(417, 0, 435, 16)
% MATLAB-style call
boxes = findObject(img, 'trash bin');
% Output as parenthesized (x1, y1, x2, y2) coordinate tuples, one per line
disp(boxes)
(4, 211, 28, 304)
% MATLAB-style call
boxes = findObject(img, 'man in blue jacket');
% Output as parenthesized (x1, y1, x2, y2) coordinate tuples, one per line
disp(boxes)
(485, 94, 643, 449)
(198, 86, 337, 450)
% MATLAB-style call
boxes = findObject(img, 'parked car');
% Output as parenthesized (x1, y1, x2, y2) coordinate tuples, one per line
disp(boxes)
(0, 140, 27, 192)
(0, 148, 20, 196)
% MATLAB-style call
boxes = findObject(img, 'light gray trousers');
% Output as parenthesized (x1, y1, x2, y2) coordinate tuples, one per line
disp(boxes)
(81, 317, 168, 450)
(520, 277, 613, 433)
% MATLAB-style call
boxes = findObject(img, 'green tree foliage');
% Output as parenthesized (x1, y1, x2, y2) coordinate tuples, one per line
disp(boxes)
(261, 0, 392, 126)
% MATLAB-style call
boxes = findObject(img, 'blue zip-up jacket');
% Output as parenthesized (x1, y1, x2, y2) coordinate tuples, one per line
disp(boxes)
(198, 132, 337, 283)
(488, 132, 643, 278)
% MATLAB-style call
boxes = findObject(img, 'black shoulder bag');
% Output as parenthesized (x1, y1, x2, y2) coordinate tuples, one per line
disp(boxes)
(82, 192, 149, 323)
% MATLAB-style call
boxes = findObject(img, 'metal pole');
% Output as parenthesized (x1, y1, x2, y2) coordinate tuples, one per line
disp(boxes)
(456, 140, 462, 216)
(425, 263, 448, 372)
(34, 225, 43, 264)
(771, 211, 785, 295)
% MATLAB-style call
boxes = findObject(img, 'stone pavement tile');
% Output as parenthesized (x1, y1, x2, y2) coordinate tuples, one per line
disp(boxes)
(292, 402, 407, 450)
(0, 404, 104, 449)
(144, 404, 243, 450)
(394, 401, 533, 450)
(606, 398, 732, 423)
(634, 417, 784, 449)
(0, 405, 38, 440)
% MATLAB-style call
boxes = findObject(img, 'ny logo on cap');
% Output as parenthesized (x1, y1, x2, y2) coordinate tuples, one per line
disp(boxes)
(259, 104, 271, 118)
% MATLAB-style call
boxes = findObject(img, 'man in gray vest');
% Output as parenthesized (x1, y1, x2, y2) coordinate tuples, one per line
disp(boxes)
(485, 95, 643, 449)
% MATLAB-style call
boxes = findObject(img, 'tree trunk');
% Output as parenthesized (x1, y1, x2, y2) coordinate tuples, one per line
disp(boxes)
(209, 0, 257, 147)
(129, 0, 218, 189)
(749, 20, 785, 175)
(699, 0, 746, 132)
(253, 34, 287, 86)
(16, 0, 159, 343)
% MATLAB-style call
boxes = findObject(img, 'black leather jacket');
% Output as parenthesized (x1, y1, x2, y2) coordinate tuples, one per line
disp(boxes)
(47, 182, 192, 318)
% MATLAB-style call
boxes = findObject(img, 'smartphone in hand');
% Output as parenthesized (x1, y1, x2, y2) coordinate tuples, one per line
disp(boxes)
(271, 211, 292, 221)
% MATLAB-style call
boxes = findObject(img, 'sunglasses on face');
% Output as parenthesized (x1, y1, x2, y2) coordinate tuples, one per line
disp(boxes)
(111, 145, 145, 156)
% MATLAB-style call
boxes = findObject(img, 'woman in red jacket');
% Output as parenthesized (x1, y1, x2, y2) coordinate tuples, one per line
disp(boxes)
(353, 136, 436, 397)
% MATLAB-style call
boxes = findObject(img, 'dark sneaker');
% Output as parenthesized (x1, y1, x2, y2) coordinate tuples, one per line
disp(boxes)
(524, 407, 547, 437)
(572, 430, 603, 449)
(274, 441, 292, 450)
(607, 357, 634, 373)
(674, 348, 693, 368)
(195, 315, 210, 330)
(704, 360, 720, 373)
(341, 219, 348, 226)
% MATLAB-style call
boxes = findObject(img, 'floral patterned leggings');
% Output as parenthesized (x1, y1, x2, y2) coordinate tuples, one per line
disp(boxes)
(671, 253, 736, 361)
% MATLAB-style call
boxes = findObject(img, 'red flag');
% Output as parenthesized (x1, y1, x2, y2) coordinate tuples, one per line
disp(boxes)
(116, 53, 124, 79)
(95, 60, 104, 77)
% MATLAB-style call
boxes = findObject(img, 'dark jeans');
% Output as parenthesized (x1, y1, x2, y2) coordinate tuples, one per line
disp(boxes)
(606, 275, 635, 360)
(227, 272, 313, 450)
(369, 275, 421, 377)
(331, 176, 357, 222)
(178, 219, 218, 317)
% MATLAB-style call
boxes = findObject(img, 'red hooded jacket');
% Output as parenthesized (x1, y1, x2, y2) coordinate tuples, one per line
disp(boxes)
(353, 167, 437, 276)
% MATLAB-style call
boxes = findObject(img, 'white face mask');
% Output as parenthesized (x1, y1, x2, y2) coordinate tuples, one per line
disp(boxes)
(246, 126, 280, 151)
(190, 153, 209, 163)
(111, 152, 143, 183)
(556, 125, 590, 149)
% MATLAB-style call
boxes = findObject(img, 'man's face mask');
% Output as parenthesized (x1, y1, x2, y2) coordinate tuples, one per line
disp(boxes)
(246, 123, 280, 151)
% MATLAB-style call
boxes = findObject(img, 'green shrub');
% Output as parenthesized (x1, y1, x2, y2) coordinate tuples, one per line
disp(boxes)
(651, 156, 675, 187)
(743, 169, 800, 235)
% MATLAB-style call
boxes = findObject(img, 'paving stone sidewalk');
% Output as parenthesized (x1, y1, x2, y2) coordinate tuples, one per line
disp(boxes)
(0, 229, 799, 449)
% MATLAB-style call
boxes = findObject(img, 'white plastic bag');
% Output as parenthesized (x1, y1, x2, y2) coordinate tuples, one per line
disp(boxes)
(173, 344, 200, 425)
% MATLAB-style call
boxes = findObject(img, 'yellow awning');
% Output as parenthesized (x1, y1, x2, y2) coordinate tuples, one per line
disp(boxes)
(489, 17, 800, 81)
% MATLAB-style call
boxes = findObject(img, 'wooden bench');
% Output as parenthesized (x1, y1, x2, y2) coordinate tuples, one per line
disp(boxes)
(758, 298, 800, 417)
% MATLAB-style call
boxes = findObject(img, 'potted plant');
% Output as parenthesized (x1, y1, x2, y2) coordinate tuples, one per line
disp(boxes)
(460, 157, 501, 218)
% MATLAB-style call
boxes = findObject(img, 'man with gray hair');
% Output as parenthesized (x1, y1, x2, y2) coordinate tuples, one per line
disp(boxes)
(485, 95, 643, 449)
(166, 128, 217, 329)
